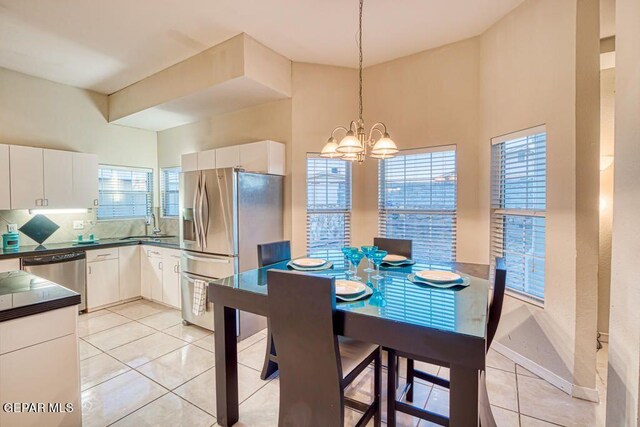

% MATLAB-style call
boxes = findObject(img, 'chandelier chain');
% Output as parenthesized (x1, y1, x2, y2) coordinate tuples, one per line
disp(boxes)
(320, 0, 397, 161)
(358, 0, 363, 124)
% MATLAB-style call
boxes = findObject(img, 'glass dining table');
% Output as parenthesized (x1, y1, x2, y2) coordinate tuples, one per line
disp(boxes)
(208, 250, 491, 427)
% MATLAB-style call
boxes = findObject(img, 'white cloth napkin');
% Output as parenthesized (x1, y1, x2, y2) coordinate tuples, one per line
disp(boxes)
(192, 279, 208, 316)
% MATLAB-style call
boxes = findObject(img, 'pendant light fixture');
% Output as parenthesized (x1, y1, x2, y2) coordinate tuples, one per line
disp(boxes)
(320, 0, 398, 163)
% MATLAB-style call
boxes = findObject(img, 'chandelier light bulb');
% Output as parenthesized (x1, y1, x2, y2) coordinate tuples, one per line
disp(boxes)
(336, 131, 364, 154)
(371, 133, 399, 156)
(320, 137, 344, 158)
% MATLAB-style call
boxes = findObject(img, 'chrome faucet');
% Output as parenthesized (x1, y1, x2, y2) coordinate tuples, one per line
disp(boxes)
(145, 213, 162, 236)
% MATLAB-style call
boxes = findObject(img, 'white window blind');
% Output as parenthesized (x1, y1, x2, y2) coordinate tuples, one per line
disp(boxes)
(97, 165, 153, 220)
(161, 167, 181, 218)
(306, 156, 352, 251)
(378, 147, 457, 262)
(491, 126, 546, 301)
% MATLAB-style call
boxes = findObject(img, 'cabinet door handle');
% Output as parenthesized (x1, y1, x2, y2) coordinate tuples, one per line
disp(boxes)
(44, 199, 49, 206)
(159, 261, 163, 270)
(35, 199, 41, 206)
(88, 266, 92, 274)
(97, 253, 111, 258)
(93, 199, 99, 206)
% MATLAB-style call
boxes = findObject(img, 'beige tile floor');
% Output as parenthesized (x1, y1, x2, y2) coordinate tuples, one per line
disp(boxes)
(79, 299, 608, 426)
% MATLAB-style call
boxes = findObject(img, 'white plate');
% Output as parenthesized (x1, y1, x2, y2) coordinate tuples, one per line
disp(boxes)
(415, 270, 461, 283)
(383, 254, 407, 263)
(292, 258, 327, 268)
(335, 280, 367, 296)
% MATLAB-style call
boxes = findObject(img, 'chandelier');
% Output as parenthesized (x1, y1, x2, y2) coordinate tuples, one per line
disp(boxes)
(320, 0, 398, 163)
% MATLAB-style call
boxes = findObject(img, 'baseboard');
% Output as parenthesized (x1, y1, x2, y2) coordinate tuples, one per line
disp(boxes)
(493, 342, 600, 403)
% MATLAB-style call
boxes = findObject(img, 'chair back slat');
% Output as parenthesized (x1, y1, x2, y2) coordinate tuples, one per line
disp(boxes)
(373, 237, 413, 259)
(258, 241, 291, 267)
(267, 270, 344, 426)
(487, 257, 506, 349)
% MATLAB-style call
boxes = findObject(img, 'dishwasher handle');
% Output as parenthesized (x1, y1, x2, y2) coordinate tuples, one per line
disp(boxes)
(21, 251, 86, 267)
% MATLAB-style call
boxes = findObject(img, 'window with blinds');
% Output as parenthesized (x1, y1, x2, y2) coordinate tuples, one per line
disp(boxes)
(491, 126, 546, 302)
(306, 156, 352, 251)
(161, 167, 181, 218)
(378, 147, 457, 262)
(97, 165, 153, 220)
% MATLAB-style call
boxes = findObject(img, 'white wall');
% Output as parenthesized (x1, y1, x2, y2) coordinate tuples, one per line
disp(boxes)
(361, 36, 481, 260)
(0, 67, 157, 176)
(480, 0, 599, 394)
(598, 68, 615, 337)
(606, 0, 640, 423)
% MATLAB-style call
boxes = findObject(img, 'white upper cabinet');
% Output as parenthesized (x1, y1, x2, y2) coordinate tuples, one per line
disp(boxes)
(43, 149, 74, 208)
(9, 145, 45, 210)
(239, 141, 285, 175)
(182, 141, 285, 175)
(72, 152, 99, 208)
(0, 145, 10, 210)
(215, 145, 241, 169)
(197, 149, 216, 170)
(181, 152, 198, 172)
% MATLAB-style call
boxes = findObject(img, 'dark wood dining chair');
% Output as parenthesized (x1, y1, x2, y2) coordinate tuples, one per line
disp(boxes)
(267, 269, 382, 426)
(386, 258, 507, 426)
(373, 237, 413, 259)
(257, 241, 291, 380)
(258, 240, 291, 268)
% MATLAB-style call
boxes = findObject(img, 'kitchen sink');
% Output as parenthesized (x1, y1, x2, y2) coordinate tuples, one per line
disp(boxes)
(120, 235, 176, 241)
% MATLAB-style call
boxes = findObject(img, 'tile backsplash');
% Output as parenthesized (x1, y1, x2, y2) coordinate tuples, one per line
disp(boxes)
(0, 208, 177, 247)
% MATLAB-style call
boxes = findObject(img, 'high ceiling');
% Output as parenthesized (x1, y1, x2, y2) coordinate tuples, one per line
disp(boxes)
(0, 0, 526, 94)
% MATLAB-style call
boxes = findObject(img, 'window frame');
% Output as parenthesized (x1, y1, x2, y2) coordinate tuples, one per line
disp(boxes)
(490, 125, 547, 306)
(97, 164, 154, 221)
(305, 154, 352, 251)
(378, 145, 458, 263)
(160, 166, 181, 219)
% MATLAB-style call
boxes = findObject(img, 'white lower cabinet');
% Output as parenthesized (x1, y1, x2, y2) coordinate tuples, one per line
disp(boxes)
(0, 306, 81, 427)
(141, 248, 163, 301)
(86, 257, 119, 310)
(86, 245, 182, 311)
(118, 246, 141, 301)
(141, 247, 181, 309)
(162, 251, 181, 309)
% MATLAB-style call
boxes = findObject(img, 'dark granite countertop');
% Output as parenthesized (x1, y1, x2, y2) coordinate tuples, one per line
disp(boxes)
(0, 270, 81, 322)
(0, 237, 181, 260)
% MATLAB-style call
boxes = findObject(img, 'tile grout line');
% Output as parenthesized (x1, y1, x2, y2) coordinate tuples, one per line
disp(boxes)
(104, 389, 172, 427)
(80, 353, 132, 392)
(514, 368, 522, 427)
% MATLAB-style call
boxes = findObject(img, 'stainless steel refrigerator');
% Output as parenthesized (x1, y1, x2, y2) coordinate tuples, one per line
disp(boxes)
(179, 167, 283, 338)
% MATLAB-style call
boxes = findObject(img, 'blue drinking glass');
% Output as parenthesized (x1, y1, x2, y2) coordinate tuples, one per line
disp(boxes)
(349, 250, 365, 281)
(342, 246, 357, 275)
(371, 250, 388, 280)
(361, 245, 377, 273)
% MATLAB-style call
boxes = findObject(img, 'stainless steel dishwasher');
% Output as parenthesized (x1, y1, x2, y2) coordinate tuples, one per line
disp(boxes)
(21, 251, 87, 312)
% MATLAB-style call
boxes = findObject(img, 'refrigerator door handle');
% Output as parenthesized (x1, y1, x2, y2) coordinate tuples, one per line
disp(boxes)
(182, 252, 233, 264)
(201, 177, 210, 249)
(193, 173, 202, 247)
